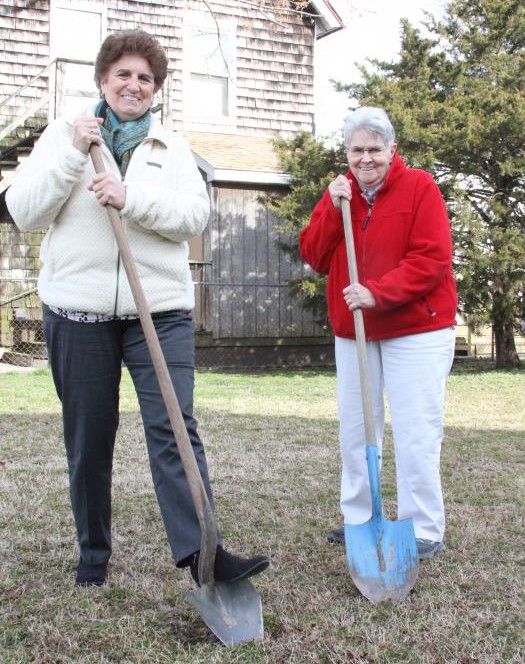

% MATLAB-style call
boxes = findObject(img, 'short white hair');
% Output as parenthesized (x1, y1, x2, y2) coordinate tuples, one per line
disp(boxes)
(343, 107, 395, 148)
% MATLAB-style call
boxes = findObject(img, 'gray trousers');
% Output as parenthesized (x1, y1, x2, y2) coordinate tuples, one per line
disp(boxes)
(43, 305, 216, 566)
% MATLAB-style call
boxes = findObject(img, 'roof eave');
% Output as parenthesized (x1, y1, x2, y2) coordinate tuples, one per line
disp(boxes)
(193, 152, 291, 186)
(309, 0, 345, 38)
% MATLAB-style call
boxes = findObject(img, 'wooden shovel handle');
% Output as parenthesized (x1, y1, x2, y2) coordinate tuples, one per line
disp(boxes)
(89, 144, 217, 584)
(341, 198, 377, 447)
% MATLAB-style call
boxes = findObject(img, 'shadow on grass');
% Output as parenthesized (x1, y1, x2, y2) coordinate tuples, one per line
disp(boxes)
(1, 404, 524, 661)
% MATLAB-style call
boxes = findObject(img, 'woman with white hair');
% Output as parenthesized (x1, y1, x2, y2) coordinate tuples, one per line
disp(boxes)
(300, 106, 457, 560)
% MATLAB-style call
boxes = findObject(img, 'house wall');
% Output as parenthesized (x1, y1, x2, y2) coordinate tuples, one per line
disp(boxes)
(0, 0, 51, 141)
(0, 1, 326, 366)
(209, 183, 321, 339)
(183, 0, 315, 136)
(0, 182, 330, 357)
(0, 1, 51, 97)
(1, 0, 315, 140)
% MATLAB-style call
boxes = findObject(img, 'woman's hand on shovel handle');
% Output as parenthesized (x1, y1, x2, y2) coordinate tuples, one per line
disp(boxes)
(328, 174, 351, 208)
(89, 172, 127, 210)
(73, 117, 103, 155)
(343, 283, 376, 311)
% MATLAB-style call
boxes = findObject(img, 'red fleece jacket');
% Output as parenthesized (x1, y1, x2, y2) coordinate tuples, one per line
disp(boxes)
(299, 153, 458, 341)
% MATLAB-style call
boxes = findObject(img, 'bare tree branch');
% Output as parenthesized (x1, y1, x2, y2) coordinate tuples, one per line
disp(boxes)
(201, 0, 232, 79)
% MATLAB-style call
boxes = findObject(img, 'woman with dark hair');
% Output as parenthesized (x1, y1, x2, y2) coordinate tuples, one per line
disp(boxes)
(300, 106, 457, 561)
(7, 30, 268, 587)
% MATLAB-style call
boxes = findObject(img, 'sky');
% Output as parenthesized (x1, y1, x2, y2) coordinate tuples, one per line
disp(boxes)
(314, 0, 448, 137)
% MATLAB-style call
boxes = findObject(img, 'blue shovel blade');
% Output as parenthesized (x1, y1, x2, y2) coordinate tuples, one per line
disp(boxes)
(345, 519, 419, 603)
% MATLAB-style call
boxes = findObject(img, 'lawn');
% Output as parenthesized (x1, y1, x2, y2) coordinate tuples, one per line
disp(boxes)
(0, 364, 524, 663)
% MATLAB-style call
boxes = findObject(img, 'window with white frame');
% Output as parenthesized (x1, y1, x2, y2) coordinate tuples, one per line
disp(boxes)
(49, 0, 106, 118)
(183, 13, 236, 128)
(50, 0, 105, 62)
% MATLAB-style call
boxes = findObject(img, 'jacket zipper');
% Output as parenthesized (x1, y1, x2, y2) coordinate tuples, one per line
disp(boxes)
(113, 251, 121, 316)
(105, 142, 126, 317)
(360, 201, 374, 334)
(362, 203, 373, 230)
(361, 202, 373, 279)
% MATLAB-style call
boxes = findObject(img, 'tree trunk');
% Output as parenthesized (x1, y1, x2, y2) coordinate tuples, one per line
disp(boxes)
(493, 318, 521, 369)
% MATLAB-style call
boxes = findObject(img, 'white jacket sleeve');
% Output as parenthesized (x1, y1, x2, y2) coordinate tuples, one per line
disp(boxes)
(6, 119, 89, 231)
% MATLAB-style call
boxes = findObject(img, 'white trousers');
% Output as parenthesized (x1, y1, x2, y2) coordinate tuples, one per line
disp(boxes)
(335, 327, 455, 541)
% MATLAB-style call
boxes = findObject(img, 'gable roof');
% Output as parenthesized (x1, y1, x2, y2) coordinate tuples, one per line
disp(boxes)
(181, 131, 290, 186)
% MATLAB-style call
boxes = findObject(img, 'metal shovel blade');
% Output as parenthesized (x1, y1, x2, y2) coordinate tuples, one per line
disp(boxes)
(344, 446, 419, 603)
(345, 519, 418, 603)
(188, 579, 264, 646)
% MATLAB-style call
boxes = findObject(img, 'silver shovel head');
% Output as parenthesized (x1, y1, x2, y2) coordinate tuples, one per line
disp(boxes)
(188, 578, 264, 646)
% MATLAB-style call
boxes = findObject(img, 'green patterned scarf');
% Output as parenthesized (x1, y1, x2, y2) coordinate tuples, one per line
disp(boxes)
(96, 100, 151, 176)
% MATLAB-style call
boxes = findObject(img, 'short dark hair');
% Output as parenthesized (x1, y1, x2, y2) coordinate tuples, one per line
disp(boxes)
(94, 30, 168, 92)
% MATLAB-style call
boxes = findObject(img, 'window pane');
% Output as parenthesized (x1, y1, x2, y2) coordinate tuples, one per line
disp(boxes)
(189, 28, 230, 77)
(53, 8, 102, 61)
(188, 73, 229, 117)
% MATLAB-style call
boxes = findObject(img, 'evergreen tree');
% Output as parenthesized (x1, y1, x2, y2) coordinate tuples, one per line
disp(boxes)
(273, 0, 525, 368)
(265, 133, 346, 322)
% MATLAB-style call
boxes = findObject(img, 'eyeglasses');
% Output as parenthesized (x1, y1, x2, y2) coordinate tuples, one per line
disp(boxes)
(346, 146, 386, 158)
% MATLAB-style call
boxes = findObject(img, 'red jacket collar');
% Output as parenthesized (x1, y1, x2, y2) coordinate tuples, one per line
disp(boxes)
(346, 151, 407, 196)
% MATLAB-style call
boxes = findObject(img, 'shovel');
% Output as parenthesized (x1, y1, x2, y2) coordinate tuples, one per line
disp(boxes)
(340, 197, 419, 603)
(90, 145, 264, 644)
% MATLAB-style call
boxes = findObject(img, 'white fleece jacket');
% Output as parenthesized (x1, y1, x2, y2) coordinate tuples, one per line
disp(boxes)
(6, 107, 210, 315)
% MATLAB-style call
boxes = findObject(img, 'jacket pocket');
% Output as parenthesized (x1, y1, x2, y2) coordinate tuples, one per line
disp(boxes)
(422, 296, 437, 318)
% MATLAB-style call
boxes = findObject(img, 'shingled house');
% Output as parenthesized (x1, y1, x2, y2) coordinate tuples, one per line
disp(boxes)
(0, 0, 343, 367)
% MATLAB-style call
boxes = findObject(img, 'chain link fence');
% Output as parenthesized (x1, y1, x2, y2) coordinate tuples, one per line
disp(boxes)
(1, 278, 524, 369)
(454, 323, 525, 362)
(0, 280, 47, 368)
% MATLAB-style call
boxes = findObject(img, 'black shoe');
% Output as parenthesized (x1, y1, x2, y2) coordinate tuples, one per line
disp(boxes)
(189, 545, 269, 586)
(75, 560, 108, 586)
(326, 526, 344, 544)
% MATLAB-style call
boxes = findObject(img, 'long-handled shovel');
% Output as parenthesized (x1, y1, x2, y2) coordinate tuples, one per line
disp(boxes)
(340, 198, 419, 603)
(90, 145, 264, 645)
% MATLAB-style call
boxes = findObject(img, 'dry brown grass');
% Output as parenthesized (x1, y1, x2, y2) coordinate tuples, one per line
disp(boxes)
(0, 365, 524, 663)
